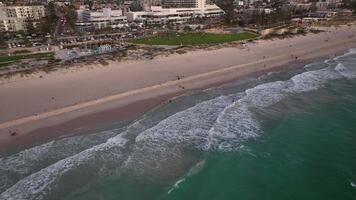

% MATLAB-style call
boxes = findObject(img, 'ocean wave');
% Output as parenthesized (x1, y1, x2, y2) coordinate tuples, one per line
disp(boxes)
(0, 130, 118, 193)
(289, 67, 342, 92)
(125, 96, 233, 176)
(335, 62, 356, 79)
(0, 134, 128, 200)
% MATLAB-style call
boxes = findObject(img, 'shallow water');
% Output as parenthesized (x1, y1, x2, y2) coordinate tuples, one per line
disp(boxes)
(1, 49, 356, 200)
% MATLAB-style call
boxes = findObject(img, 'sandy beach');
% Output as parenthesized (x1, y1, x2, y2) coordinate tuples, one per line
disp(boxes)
(0, 25, 356, 152)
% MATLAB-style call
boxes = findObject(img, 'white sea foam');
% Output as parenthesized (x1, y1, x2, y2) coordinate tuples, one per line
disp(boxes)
(243, 81, 288, 107)
(0, 135, 128, 200)
(135, 96, 232, 143)
(126, 96, 233, 174)
(0, 130, 118, 193)
(0, 141, 55, 174)
(351, 181, 356, 188)
(167, 178, 185, 194)
(290, 67, 342, 92)
(335, 63, 356, 79)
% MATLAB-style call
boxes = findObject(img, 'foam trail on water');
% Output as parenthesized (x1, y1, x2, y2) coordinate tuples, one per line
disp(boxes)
(205, 81, 289, 151)
(167, 160, 206, 194)
(0, 130, 117, 193)
(333, 48, 356, 79)
(167, 178, 185, 194)
(0, 135, 128, 200)
(351, 181, 356, 188)
(126, 96, 233, 177)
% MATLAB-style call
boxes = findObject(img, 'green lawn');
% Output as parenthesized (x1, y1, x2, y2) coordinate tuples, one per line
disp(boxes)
(0, 52, 54, 66)
(129, 32, 259, 46)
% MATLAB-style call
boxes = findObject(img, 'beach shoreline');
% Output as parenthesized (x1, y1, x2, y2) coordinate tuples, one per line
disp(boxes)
(1, 58, 318, 151)
(1, 25, 356, 153)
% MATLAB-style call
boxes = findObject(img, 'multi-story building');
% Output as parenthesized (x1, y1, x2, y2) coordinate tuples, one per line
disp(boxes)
(162, 0, 204, 8)
(290, 0, 343, 11)
(5, 5, 45, 19)
(0, 2, 45, 32)
(315, 0, 343, 10)
(127, 0, 224, 26)
(0, 3, 6, 32)
(76, 8, 128, 31)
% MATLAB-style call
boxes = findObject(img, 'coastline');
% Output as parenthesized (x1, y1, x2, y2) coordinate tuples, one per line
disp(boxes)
(0, 62, 292, 152)
(0, 55, 344, 153)
(1, 25, 356, 152)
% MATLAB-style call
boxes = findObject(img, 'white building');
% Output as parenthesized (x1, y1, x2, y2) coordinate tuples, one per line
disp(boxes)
(163, 0, 205, 8)
(76, 8, 128, 31)
(126, 0, 224, 26)
(316, 0, 343, 10)
(0, 2, 45, 32)
(0, 3, 6, 32)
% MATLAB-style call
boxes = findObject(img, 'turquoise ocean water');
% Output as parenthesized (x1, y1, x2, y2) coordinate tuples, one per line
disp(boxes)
(1, 49, 356, 200)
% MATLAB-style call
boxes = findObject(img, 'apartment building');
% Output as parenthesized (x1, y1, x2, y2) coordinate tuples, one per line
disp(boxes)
(76, 8, 128, 31)
(5, 5, 45, 19)
(0, 2, 45, 32)
(0, 3, 5, 32)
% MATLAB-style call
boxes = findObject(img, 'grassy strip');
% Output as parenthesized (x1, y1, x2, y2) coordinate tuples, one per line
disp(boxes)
(129, 32, 259, 46)
(0, 52, 54, 65)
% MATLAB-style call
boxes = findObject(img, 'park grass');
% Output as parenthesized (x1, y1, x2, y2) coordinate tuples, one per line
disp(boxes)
(0, 52, 54, 66)
(129, 32, 259, 46)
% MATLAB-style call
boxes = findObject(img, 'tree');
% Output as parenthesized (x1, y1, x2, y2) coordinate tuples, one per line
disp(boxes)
(66, 5, 78, 30)
(352, 0, 356, 14)
(223, 10, 234, 24)
(310, 0, 318, 12)
(183, 26, 192, 32)
(39, 2, 58, 34)
(130, 0, 143, 11)
(341, 0, 356, 14)
(85, 0, 94, 10)
(25, 18, 36, 35)
(0, 32, 6, 47)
